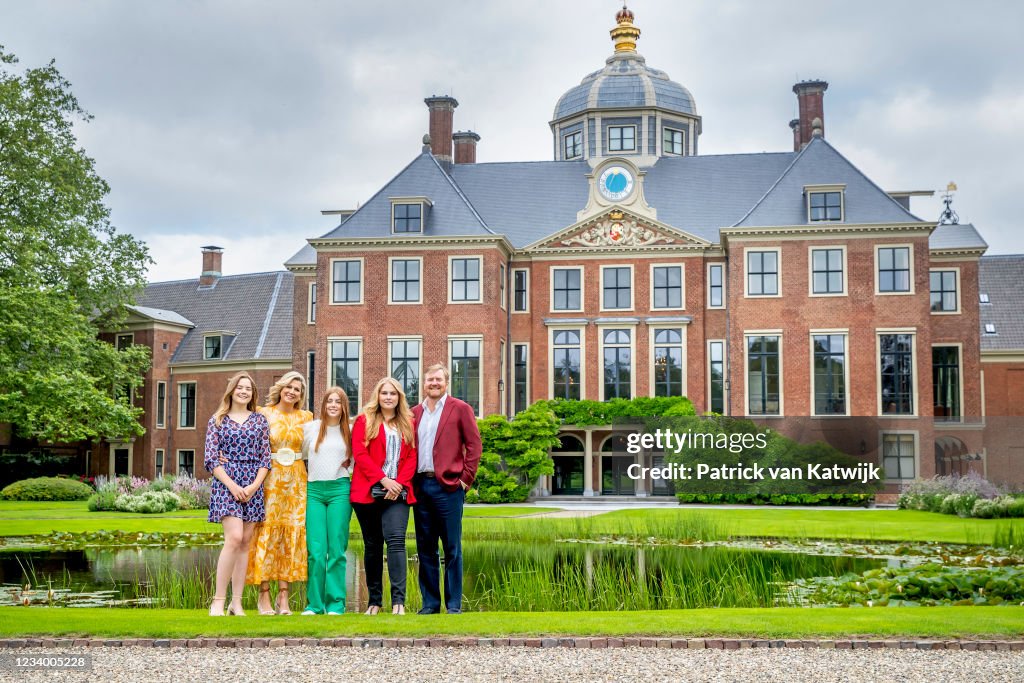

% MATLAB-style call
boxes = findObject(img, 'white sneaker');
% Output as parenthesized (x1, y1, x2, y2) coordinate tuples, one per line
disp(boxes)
(301, 610, 317, 616)
(327, 611, 342, 615)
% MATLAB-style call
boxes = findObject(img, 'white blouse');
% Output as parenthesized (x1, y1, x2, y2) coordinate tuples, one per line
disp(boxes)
(302, 420, 352, 482)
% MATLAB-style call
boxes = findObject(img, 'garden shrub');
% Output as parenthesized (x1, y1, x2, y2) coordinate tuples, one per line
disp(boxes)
(148, 476, 174, 492)
(112, 490, 181, 514)
(87, 489, 118, 512)
(473, 403, 560, 503)
(172, 474, 211, 509)
(0, 476, 94, 501)
(971, 495, 1024, 519)
(898, 473, 1011, 517)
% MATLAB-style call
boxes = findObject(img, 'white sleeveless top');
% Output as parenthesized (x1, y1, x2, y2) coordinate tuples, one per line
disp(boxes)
(302, 420, 352, 482)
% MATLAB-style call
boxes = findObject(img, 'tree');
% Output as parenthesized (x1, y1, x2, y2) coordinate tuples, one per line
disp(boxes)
(0, 46, 151, 442)
(471, 403, 560, 503)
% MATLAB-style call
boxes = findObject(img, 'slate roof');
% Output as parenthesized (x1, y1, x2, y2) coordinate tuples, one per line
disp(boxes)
(127, 305, 193, 327)
(979, 254, 1024, 351)
(930, 223, 988, 251)
(136, 272, 293, 363)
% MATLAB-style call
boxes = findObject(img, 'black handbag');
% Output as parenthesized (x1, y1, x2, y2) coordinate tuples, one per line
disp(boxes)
(371, 483, 407, 500)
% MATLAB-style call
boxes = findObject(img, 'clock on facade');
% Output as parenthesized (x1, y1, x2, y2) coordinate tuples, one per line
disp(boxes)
(598, 166, 635, 201)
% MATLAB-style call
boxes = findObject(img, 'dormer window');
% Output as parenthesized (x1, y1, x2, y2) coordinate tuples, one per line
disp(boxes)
(663, 128, 684, 155)
(563, 131, 582, 159)
(608, 125, 636, 152)
(390, 197, 432, 234)
(984, 323, 996, 335)
(980, 293, 990, 304)
(805, 184, 845, 222)
(204, 335, 222, 360)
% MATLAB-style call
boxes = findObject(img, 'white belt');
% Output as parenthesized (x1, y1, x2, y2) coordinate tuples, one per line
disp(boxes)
(271, 448, 299, 466)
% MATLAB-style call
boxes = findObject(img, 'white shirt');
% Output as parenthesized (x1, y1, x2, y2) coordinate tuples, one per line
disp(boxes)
(416, 393, 447, 472)
(302, 420, 351, 482)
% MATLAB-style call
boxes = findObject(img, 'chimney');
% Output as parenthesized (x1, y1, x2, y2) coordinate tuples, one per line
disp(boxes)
(789, 119, 800, 152)
(200, 245, 223, 287)
(453, 130, 480, 164)
(792, 79, 828, 150)
(424, 95, 459, 162)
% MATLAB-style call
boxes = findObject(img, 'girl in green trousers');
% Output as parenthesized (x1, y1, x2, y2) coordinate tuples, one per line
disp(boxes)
(301, 387, 353, 615)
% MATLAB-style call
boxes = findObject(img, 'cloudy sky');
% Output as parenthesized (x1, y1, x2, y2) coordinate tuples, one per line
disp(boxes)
(5, 0, 1022, 281)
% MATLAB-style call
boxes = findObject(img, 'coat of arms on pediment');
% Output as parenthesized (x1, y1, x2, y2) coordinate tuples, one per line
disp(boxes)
(548, 211, 690, 249)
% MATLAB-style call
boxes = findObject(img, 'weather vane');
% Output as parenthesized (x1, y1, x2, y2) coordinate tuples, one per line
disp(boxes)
(938, 181, 959, 225)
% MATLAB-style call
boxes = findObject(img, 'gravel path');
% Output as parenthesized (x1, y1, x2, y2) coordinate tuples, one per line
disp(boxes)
(4, 646, 1022, 683)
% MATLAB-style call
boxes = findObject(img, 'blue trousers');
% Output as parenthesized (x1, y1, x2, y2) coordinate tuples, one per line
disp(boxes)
(413, 476, 465, 612)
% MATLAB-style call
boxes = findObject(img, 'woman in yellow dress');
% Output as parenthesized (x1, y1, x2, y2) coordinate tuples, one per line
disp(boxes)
(246, 370, 313, 615)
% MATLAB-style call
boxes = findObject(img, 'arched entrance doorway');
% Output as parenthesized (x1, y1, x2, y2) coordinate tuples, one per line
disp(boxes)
(551, 434, 585, 495)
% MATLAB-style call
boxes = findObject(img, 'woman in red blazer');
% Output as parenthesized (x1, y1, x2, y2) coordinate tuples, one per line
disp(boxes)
(350, 377, 417, 615)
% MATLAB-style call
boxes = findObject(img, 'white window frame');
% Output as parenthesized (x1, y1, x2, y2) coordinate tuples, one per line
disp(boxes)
(448, 255, 484, 304)
(650, 262, 686, 311)
(743, 247, 782, 298)
(663, 127, 684, 156)
(115, 333, 134, 350)
(327, 336, 363, 415)
(932, 342, 964, 424)
(597, 323, 637, 401)
(512, 268, 530, 313)
(388, 256, 424, 305)
(743, 330, 784, 417)
(600, 264, 634, 312)
(155, 381, 167, 429)
(549, 265, 585, 313)
(177, 381, 197, 430)
(563, 130, 583, 160)
(447, 334, 484, 417)
(176, 449, 196, 477)
(512, 342, 530, 414)
(929, 267, 961, 315)
(307, 281, 317, 324)
(203, 334, 223, 360)
(500, 264, 507, 311)
(649, 325, 687, 398)
(155, 449, 165, 478)
(879, 431, 919, 483)
(808, 329, 851, 417)
(607, 124, 637, 153)
(548, 325, 587, 400)
(875, 328, 919, 417)
(706, 339, 727, 414)
(874, 244, 915, 296)
(805, 185, 846, 223)
(329, 257, 364, 305)
(387, 335, 423, 405)
(706, 262, 726, 309)
(807, 245, 848, 297)
(391, 200, 426, 235)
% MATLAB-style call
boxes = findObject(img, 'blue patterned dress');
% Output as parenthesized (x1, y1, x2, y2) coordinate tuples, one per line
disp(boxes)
(204, 412, 272, 523)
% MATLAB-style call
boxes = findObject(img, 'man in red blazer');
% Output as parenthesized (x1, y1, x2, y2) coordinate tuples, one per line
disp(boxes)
(411, 363, 482, 614)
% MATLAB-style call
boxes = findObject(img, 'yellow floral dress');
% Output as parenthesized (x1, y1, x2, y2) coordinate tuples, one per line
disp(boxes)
(246, 405, 313, 583)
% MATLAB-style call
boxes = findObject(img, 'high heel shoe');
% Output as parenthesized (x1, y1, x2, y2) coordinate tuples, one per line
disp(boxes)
(228, 604, 246, 616)
(276, 588, 292, 616)
(258, 587, 275, 616)
(208, 596, 226, 617)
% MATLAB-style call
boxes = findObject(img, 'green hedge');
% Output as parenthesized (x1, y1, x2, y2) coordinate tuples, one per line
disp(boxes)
(0, 476, 94, 501)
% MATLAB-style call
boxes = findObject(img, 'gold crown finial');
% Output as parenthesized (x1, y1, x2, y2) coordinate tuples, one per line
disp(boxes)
(610, 4, 640, 53)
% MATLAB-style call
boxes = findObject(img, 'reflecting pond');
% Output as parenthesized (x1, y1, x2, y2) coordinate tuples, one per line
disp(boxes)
(0, 541, 881, 611)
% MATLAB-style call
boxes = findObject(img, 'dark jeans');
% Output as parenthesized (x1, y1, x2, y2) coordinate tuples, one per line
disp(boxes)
(413, 476, 465, 612)
(353, 500, 410, 607)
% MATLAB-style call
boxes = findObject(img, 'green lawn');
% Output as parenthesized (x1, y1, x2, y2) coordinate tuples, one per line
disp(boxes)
(2, 607, 1021, 639)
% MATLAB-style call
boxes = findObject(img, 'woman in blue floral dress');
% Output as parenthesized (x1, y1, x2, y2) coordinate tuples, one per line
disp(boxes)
(205, 371, 271, 616)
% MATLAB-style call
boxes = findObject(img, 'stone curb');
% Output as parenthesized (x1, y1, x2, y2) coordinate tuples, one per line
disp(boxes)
(2, 638, 1022, 650)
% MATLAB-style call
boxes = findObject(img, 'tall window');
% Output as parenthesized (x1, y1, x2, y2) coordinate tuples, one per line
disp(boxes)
(603, 329, 631, 399)
(552, 268, 581, 311)
(811, 249, 844, 294)
(746, 251, 779, 296)
(513, 270, 528, 312)
(878, 247, 911, 293)
(747, 336, 780, 415)
(653, 328, 684, 397)
(332, 260, 361, 303)
(156, 381, 166, 428)
(930, 270, 958, 312)
(115, 334, 133, 351)
(500, 264, 506, 309)
(563, 131, 582, 159)
(306, 352, 316, 411)
(390, 339, 420, 406)
(513, 344, 528, 414)
(308, 283, 317, 323)
(178, 382, 196, 428)
(808, 191, 842, 221)
(155, 449, 164, 478)
(330, 340, 361, 414)
(451, 257, 481, 302)
(932, 346, 960, 420)
(602, 267, 631, 309)
(708, 341, 725, 413)
(652, 266, 682, 309)
(812, 334, 847, 415)
(663, 128, 683, 155)
(708, 263, 725, 308)
(552, 330, 581, 400)
(391, 259, 421, 303)
(880, 334, 914, 415)
(204, 335, 222, 360)
(178, 450, 195, 477)
(882, 433, 915, 480)
(450, 339, 481, 414)
(608, 125, 635, 152)
(393, 203, 422, 233)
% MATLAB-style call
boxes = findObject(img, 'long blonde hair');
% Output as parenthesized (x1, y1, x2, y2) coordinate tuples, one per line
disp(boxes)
(214, 372, 258, 427)
(362, 377, 415, 447)
(265, 370, 307, 409)
(316, 386, 352, 468)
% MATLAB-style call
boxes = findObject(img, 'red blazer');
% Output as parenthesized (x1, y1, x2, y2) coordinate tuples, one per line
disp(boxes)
(350, 414, 417, 505)
(412, 396, 482, 492)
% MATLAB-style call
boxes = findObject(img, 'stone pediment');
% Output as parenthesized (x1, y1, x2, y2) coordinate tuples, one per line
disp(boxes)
(532, 210, 706, 251)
